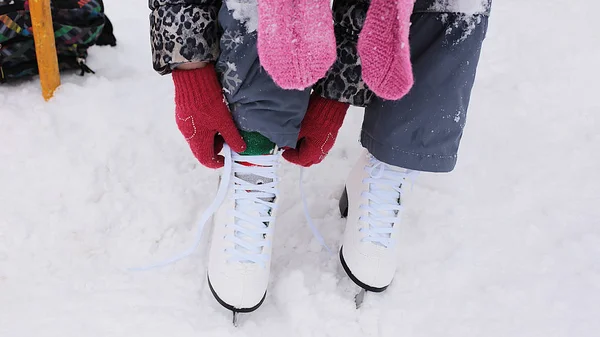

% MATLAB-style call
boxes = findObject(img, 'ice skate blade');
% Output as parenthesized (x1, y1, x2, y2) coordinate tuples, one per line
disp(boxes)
(355, 289, 367, 309)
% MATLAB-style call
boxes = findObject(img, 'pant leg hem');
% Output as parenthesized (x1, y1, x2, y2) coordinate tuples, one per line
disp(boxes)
(361, 131, 457, 173)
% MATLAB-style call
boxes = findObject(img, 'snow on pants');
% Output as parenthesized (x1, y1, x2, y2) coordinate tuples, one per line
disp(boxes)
(216, 5, 489, 173)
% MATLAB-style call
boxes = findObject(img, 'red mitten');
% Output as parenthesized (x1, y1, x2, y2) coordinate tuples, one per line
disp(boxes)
(172, 65, 246, 168)
(283, 95, 349, 167)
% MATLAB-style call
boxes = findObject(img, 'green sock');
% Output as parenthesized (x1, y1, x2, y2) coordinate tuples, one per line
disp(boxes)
(239, 131, 275, 156)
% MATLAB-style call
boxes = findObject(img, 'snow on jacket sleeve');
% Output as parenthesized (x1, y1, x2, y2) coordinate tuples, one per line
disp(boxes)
(414, 0, 492, 14)
(149, 0, 222, 75)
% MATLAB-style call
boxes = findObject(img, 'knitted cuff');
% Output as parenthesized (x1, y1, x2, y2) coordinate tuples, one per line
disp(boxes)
(306, 95, 350, 128)
(172, 64, 224, 108)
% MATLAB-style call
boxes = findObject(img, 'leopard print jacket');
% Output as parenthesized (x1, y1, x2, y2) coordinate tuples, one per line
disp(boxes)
(150, 0, 491, 104)
(149, 0, 222, 75)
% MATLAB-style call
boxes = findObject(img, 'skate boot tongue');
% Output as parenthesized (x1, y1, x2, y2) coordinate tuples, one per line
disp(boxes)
(230, 131, 278, 265)
(237, 131, 277, 202)
(235, 171, 275, 202)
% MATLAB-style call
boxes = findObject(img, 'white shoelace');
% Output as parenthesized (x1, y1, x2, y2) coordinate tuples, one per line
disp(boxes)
(131, 144, 278, 271)
(132, 145, 334, 272)
(225, 152, 279, 268)
(359, 156, 418, 248)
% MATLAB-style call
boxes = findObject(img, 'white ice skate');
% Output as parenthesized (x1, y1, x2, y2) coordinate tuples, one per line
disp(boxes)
(339, 150, 416, 306)
(207, 149, 280, 319)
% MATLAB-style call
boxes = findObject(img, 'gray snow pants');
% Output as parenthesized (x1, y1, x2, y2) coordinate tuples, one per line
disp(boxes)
(216, 5, 489, 173)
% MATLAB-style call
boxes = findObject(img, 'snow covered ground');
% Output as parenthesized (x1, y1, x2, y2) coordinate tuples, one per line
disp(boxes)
(1, 0, 599, 336)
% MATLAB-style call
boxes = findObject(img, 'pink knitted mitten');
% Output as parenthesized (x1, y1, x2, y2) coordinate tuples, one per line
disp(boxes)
(258, 0, 336, 90)
(358, 0, 415, 100)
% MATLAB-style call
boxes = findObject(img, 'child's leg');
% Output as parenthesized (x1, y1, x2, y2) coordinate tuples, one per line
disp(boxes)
(361, 12, 489, 173)
(216, 2, 311, 150)
(339, 7, 491, 293)
(207, 2, 310, 313)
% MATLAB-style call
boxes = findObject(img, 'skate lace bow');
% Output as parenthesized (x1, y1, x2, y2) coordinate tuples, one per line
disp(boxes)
(225, 152, 279, 267)
(359, 156, 418, 248)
